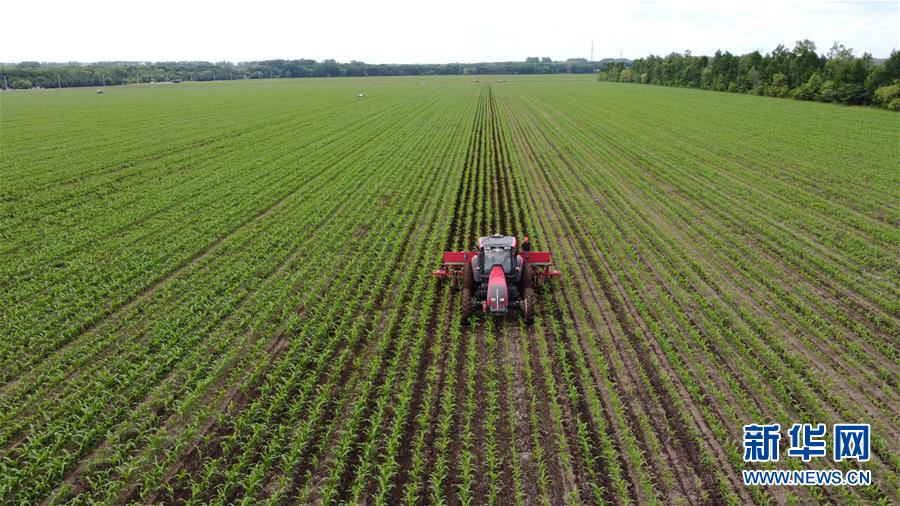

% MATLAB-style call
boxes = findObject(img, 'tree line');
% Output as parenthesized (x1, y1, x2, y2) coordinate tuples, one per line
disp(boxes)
(597, 41, 900, 110)
(0, 58, 624, 90)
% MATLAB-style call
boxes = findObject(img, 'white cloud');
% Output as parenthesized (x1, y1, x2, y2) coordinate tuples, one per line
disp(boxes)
(2, 0, 897, 63)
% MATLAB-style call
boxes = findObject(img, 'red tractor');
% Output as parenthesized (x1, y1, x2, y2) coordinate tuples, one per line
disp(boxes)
(432, 234, 561, 323)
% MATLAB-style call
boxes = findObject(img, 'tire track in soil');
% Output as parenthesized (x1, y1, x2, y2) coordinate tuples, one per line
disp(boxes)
(531, 128, 877, 505)
(508, 133, 693, 505)
(388, 284, 455, 504)
(152, 104, 453, 502)
(543, 213, 699, 504)
(488, 87, 509, 235)
(338, 99, 477, 504)
(498, 95, 637, 505)
(490, 102, 590, 505)
(444, 88, 486, 251)
(2, 186, 352, 502)
(609, 170, 897, 444)
(503, 322, 545, 505)
(528, 121, 750, 504)
(414, 93, 484, 504)
(169, 210, 421, 503)
(615, 135, 899, 379)
(528, 91, 897, 371)
(520, 138, 700, 503)
(447, 88, 489, 503)
(490, 101, 548, 504)
(541, 301, 615, 503)
(522, 101, 805, 433)
(519, 104, 770, 433)
(530, 97, 898, 489)
(544, 87, 896, 302)
(384, 96, 479, 505)
(524, 89, 893, 346)
(490, 89, 587, 505)
(518, 326, 574, 504)
(630, 142, 898, 346)
(504, 92, 754, 503)
(470, 322, 492, 502)
(475, 89, 490, 241)
(0, 98, 421, 401)
(0, 106, 426, 465)
(560, 267, 700, 504)
(486, 92, 523, 503)
(144, 219, 400, 503)
(49, 217, 337, 501)
(290, 99, 476, 504)
(514, 95, 875, 505)
(245, 167, 452, 504)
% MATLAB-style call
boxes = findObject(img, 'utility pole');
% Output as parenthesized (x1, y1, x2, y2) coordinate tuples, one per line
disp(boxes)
(590, 41, 594, 62)
(57, 73, 62, 88)
(3, 76, 8, 90)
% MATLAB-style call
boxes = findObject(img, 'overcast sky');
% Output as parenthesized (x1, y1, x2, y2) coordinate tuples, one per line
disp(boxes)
(3, 0, 898, 63)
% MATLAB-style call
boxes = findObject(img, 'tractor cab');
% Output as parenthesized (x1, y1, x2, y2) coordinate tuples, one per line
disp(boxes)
(471, 235, 525, 315)
(475, 234, 521, 280)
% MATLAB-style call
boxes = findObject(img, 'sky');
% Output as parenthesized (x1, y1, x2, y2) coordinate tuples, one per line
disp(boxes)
(3, 0, 898, 63)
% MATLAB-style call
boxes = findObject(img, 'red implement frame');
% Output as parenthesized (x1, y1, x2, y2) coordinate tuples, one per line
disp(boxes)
(430, 251, 476, 285)
(431, 250, 561, 286)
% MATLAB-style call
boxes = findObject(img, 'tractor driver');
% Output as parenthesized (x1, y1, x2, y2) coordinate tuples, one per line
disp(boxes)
(521, 236, 532, 252)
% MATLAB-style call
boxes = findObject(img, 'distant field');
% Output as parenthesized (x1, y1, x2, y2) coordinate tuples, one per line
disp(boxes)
(1, 76, 897, 505)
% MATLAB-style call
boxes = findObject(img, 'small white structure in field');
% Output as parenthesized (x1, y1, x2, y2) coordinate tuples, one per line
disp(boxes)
(96, 89, 104, 94)
(357, 92, 364, 98)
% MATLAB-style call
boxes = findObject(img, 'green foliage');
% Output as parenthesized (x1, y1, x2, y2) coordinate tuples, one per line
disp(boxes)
(793, 72, 823, 100)
(874, 80, 900, 110)
(597, 39, 897, 109)
(9, 79, 32, 89)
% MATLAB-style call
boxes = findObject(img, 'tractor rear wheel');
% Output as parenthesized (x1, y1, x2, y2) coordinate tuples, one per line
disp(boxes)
(522, 287, 535, 325)
(462, 260, 475, 296)
(461, 296, 475, 325)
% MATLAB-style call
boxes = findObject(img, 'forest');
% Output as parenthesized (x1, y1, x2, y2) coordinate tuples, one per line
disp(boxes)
(598, 41, 900, 110)
(0, 58, 617, 90)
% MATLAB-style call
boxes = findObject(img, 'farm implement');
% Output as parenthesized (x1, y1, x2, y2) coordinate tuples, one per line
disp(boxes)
(432, 234, 561, 322)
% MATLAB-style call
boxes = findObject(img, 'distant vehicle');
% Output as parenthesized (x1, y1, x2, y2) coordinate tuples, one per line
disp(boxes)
(172, 79, 183, 83)
(95, 89, 104, 94)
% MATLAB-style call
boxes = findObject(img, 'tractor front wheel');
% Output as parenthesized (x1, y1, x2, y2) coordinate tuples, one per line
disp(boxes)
(521, 264, 533, 291)
(522, 287, 535, 325)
